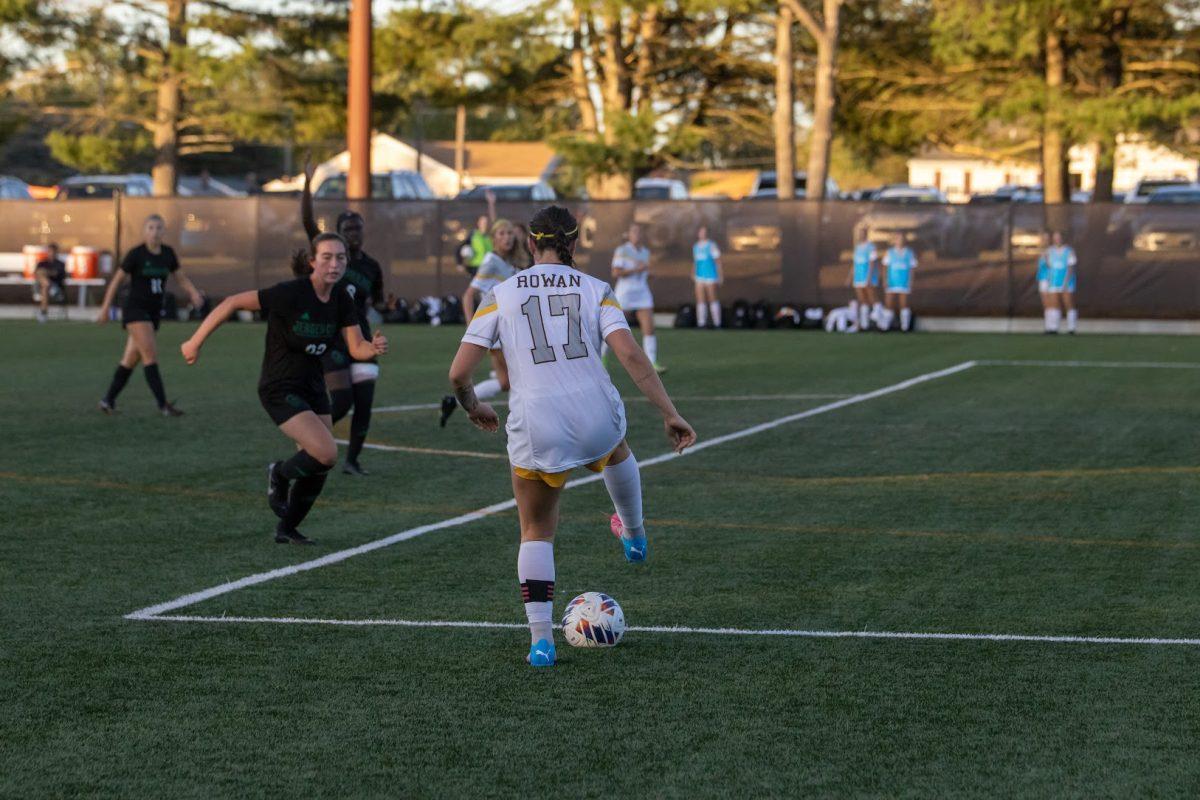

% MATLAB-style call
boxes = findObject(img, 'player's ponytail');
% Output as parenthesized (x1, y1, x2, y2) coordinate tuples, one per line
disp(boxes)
(528, 205, 580, 267)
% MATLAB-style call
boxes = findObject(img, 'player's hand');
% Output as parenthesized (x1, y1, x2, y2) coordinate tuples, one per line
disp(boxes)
(95, 305, 109, 324)
(180, 338, 200, 365)
(663, 414, 696, 454)
(468, 402, 499, 432)
(189, 292, 204, 310)
(371, 331, 388, 355)
(303, 153, 315, 182)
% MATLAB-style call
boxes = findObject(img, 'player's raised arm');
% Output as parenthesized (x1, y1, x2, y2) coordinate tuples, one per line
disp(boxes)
(605, 327, 695, 454)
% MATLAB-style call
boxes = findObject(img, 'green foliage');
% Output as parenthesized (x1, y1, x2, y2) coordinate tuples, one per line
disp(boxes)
(44, 129, 151, 173)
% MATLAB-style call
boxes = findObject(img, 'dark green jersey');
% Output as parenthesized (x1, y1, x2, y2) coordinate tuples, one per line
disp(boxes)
(120, 244, 179, 311)
(257, 278, 358, 393)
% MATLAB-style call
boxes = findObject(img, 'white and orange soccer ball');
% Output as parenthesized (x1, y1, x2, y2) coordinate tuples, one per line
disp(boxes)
(560, 592, 626, 648)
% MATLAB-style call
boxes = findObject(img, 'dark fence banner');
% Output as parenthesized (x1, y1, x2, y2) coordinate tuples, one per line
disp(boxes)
(1, 198, 1197, 318)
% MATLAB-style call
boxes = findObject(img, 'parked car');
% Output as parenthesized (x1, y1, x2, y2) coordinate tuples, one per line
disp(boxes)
(0, 175, 32, 199)
(634, 177, 689, 200)
(315, 170, 435, 200)
(857, 186, 968, 255)
(1124, 177, 1193, 204)
(1130, 184, 1200, 253)
(57, 174, 153, 199)
(457, 182, 556, 202)
(750, 171, 841, 199)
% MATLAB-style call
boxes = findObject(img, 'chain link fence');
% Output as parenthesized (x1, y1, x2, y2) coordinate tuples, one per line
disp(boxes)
(1, 197, 1196, 318)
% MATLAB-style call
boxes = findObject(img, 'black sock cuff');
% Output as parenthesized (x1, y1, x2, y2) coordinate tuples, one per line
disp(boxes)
(143, 363, 160, 376)
(115, 364, 134, 377)
(281, 450, 333, 479)
(520, 580, 554, 603)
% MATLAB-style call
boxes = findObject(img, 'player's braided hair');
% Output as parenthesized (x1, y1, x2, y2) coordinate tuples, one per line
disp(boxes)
(528, 205, 579, 267)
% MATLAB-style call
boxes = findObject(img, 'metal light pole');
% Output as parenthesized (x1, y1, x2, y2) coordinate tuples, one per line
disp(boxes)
(347, 0, 372, 200)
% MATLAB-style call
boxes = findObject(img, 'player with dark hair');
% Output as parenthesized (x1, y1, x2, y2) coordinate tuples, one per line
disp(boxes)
(302, 168, 386, 475)
(33, 243, 67, 323)
(449, 205, 696, 667)
(96, 214, 203, 416)
(180, 233, 388, 544)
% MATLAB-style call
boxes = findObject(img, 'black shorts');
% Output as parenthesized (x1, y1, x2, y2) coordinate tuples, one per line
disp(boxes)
(320, 345, 352, 374)
(122, 304, 161, 330)
(258, 385, 332, 426)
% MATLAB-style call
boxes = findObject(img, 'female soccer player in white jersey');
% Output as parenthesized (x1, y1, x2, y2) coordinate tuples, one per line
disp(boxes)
(440, 218, 522, 426)
(448, 206, 696, 668)
(605, 223, 664, 371)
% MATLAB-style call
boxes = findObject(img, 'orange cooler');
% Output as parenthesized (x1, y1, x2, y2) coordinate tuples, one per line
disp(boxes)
(69, 246, 99, 278)
(22, 245, 51, 279)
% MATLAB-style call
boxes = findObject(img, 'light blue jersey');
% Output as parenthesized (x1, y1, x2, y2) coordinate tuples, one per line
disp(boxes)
(1043, 246, 1076, 292)
(884, 246, 916, 293)
(1036, 253, 1049, 284)
(693, 240, 721, 282)
(852, 242, 878, 286)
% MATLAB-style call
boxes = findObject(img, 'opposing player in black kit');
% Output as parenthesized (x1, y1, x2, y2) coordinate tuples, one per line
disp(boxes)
(96, 214, 203, 415)
(301, 168, 385, 475)
(180, 233, 388, 543)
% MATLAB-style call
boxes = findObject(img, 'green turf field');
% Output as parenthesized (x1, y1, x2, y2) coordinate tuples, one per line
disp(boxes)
(5, 321, 1200, 797)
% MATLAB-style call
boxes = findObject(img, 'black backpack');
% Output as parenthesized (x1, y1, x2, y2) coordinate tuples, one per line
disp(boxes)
(441, 294, 464, 325)
(751, 300, 773, 328)
(731, 300, 753, 329)
(674, 303, 696, 328)
(385, 297, 410, 324)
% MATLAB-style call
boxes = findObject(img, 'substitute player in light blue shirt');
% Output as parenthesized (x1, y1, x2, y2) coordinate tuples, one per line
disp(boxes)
(883, 233, 918, 331)
(1039, 230, 1078, 334)
(692, 226, 722, 328)
(849, 228, 881, 330)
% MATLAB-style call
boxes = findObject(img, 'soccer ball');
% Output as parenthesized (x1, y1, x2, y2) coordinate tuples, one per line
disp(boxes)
(561, 592, 626, 647)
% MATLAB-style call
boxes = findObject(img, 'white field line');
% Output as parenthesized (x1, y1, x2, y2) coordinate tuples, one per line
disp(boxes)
(335, 438, 506, 460)
(126, 360, 977, 621)
(373, 394, 850, 414)
(981, 359, 1200, 369)
(138, 615, 1200, 647)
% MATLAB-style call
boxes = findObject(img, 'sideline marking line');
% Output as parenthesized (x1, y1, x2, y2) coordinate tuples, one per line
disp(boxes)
(373, 394, 850, 414)
(125, 360, 977, 620)
(335, 438, 506, 460)
(139, 615, 1200, 647)
(982, 359, 1200, 369)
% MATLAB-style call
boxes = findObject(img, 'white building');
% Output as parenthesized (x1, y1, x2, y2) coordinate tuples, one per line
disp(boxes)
(263, 133, 558, 198)
(908, 136, 1199, 201)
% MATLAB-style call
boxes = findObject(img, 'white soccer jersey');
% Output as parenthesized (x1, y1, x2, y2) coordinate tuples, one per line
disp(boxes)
(462, 262, 631, 473)
(469, 251, 517, 295)
(612, 242, 653, 311)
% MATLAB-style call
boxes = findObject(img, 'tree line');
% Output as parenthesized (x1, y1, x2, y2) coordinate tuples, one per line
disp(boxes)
(0, 0, 1197, 202)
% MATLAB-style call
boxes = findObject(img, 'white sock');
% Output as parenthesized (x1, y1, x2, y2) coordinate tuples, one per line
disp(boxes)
(603, 454, 644, 540)
(709, 302, 721, 327)
(476, 378, 502, 400)
(696, 302, 708, 327)
(642, 335, 657, 364)
(518, 540, 555, 645)
(859, 303, 870, 329)
(1046, 308, 1061, 332)
(848, 300, 858, 324)
(1066, 309, 1077, 332)
(900, 308, 912, 331)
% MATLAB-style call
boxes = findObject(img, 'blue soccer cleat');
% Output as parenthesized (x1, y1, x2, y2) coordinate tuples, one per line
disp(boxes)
(527, 638, 556, 667)
(610, 513, 649, 563)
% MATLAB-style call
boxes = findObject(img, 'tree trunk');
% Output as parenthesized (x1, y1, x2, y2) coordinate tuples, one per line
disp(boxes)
(569, 8, 598, 133)
(786, 0, 842, 201)
(631, 5, 660, 114)
(1091, 8, 1127, 203)
(1042, 23, 1068, 204)
(774, 6, 796, 199)
(152, 0, 186, 197)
